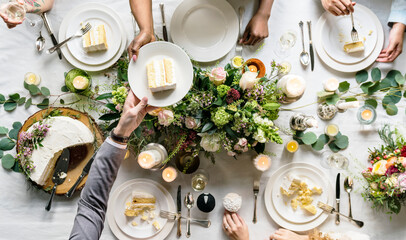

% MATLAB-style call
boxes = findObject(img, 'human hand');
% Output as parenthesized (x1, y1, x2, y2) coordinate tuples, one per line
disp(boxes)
(269, 228, 308, 240)
(114, 90, 156, 138)
(0, 12, 23, 29)
(240, 13, 269, 46)
(376, 22, 405, 63)
(127, 30, 155, 62)
(321, 0, 356, 16)
(222, 211, 249, 240)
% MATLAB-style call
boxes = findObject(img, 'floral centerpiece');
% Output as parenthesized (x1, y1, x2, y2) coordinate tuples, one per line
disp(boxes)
(101, 59, 285, 163)
(362, 125, 406, 214)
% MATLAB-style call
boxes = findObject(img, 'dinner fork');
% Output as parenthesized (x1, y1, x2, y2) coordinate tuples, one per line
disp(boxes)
(47, 23, 92, 54)
(350, 13, 359, 42)
(253, 180, 260, 223)
(159, 210, 211, 228)
(235, 6, 245, 56)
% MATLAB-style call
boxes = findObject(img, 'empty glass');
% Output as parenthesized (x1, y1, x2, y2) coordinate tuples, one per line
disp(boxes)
(321, 151, 349, 170)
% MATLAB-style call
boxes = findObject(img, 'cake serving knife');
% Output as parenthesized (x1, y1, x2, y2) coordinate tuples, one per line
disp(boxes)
(46, 148, 70, 211)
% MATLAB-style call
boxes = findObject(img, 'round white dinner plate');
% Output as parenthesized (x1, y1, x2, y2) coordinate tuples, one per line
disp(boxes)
(113, 181, 168, 239)
(107, 179, 175, 240)
(59, 3, 127, 72)
(271, 167, 329, 224)
(314, 4, 384, 73)
(170, 0, 239, 62)
(65, 8, 122, 65)
(264, 162, 334, 232)
(128, 41, 193, 107)
(321, 6, 377, 64)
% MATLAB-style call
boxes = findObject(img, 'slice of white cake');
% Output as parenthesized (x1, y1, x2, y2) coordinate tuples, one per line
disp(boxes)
(147, 58, 176, 93)
(343, 41, 364, 53)
(83, 24, 108, 53)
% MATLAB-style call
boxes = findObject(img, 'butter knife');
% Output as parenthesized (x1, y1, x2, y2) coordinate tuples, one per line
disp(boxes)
(159, 3, 168, 41)
(41, 12, 62, 60)
(307, 21, 314, 71)
(65, 148, 98, 198)
(177, 185, 182, 237)
(335, 173, 340, 225)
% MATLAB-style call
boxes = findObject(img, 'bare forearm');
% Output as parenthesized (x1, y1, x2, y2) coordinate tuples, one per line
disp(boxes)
(256, 0, 274, 19)
(24, 0, 54, 14)
(130, 0, 154, 34)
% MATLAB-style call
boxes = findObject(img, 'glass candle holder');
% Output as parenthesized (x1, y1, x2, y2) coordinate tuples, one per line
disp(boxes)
(162, 166, 177, 183)
(357, 105, 376, 125)
(325, 124, 339, 137)
(253, 154, 272, 171)
(175, 152, 200, 174)
(137, 143, 167, 171)
(286, 140, 299, 153)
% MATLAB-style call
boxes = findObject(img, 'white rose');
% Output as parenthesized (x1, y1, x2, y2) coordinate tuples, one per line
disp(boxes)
(253, 128, 267, 143)
(199, 133, 221, 152)
(239, 71, 258, 90)
(385, 175, 398, 187)
(185, 117, 200, 129)
(372, 160, 387, 175)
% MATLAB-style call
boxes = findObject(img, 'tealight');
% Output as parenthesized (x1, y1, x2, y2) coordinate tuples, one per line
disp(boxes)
(357, 105, 376, 125)
(253, 154, 271, 171)
(323, 78, 339, 92)
(286, 140, 299, 153)
(162, 166, 177, 182)
(277, 75, 306, 98)
(138, 150, 161, 169)
(325, 124, 339, 137)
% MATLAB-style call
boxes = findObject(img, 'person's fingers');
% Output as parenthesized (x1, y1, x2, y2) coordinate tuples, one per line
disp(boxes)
(344, 0, 355, 12)
(388, 48, 401, 62)
(240, 29, 249, 44)
(131, 96, 148, 114)
(145, 106, 158, 113)
(225, 213, 237, 229)
(222, 215, 231, 232)
(231, 213, 242, 226)
(376, 57, 390, 62)
(132, 55, 137, 62)
(127, 45, 133, 60)
(243, 34, 256, 45)
(124, 90, 138, 107)
(334, 1, 347, 15)
(237, 213, 246, 226)
(330, 6, 343, 16)
(253, 37, 264, 46)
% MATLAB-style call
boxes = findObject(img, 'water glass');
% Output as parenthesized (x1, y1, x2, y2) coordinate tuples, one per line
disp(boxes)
(191, 169, 209, 192)
(321, 151, 349, 170)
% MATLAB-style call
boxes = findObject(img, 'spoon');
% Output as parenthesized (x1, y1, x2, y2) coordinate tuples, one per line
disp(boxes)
(344, 176, 353, 218)
(184, 192, 194, 238)
(36, 31, 45, 52)
(299, 21, 309, 66)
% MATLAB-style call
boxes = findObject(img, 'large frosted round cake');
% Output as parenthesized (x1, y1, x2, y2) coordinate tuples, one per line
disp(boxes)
(19, 116, 95, 186)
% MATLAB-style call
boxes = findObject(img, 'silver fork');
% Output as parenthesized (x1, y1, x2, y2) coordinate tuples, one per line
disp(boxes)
(253, 180, 259, 223)
(235, 6, 245, 56)
(350, 13, 359, 42)
(159, 210, 211, 228)
(47, 23, 92, 54)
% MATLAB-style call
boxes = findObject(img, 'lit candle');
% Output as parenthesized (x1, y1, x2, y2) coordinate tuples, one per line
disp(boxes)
(162, 166, 177, 182)
(286, 140, 299, 153)
(325, 124, 339, 137)
(253, 154, 271, 171)
(357, 105, 376, 125)
(277, 75, 306, 98)
(323, 78, 339, 92)
(137, 150, 162, 169)
(361, 109, 373, 121)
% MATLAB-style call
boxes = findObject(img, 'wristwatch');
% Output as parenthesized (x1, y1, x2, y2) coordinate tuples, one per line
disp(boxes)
(110, 129, 130, 144)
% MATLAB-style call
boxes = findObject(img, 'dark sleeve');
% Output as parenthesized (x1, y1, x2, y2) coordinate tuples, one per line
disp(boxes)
(69, 140, 127, 240)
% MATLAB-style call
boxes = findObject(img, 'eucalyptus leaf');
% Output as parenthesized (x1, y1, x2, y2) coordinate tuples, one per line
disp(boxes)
(368, 81, 381, 95)
(0, 138, 15, 151)
(379, 78, 393, 91)
(201, 122, 214, 133)
(28, 84, 40, 95)
(344, 97, 357, 102)
(386, 103, 398, 116)
(0, 127, 8, 135)
(355, 70, 368, 83)
(365, 99, 378, 109)
(8, 93, 20, 101)
(386, 70, 402, 81)
(293, 131, 304, 145)
(1, 154, 15, 169)
(99, 113, 121, 121)
(17, 97, 26, 106)
(302, 132, 317, 145)
(325, 94, 340, 105)
(395, 73, 405, 85)
(40, 87, 51, 97)
(0, 150, 3, 158)
(328, 142, 341, 153)
(360, 82, 373, 94)
(60, 99, 65, 104)
(0, 94, 5, 104)
(334, 135, 349, 149)
(338, 81, 350, 92)
(317, 91, 334, 99)
(105, 103, 117, 112)
(311, 134, 329, 151)
(8, 129, 19, 140)
(12, 122, 22, 130)
(4, 101, 17, 112)
(37, 98, 49, 109)
(371, 68, 381, 81)
(61, 85, 69, 92)
(95, 93, 113, 100)
(24, 98, 32, 109)
(12, 161, 21, 172)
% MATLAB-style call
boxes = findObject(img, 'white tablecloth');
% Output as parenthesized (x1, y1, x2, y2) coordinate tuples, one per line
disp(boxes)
(1, 0, 406, 239)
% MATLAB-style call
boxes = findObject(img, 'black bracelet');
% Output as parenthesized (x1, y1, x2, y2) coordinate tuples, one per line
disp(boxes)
(111, 129, 129, 144)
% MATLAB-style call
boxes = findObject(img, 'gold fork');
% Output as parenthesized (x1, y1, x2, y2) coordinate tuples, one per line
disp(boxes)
(253, 180, 260, 223)
(317, 201, 364, 228)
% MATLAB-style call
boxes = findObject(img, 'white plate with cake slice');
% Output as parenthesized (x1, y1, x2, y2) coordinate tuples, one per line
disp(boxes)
(321, 5, 378, 64)
(65, 7, 122, 66)
(128, 41, 193, 107)
(111, 179, 170, 239)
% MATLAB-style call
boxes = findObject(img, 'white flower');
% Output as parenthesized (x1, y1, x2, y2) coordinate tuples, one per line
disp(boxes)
(185, 117, 199, 129)
(239, 71, 258, 90)
(370, 182, 378, 190)
(199, 133, 221, 152)
(238, 138, 248, 147)
(253, 128, 267, 143)
(253, 113, 273, 126)
(372, 160, 387, 175)
(158, 110, 174, 126)
(385, 175, 398, 187)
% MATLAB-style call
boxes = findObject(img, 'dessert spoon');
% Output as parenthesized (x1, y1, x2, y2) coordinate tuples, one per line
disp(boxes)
(299, 21, 309, 66)
(344, 176, 354, 218)
(185, 192, 194, 238)
(36, 31, 45, 52)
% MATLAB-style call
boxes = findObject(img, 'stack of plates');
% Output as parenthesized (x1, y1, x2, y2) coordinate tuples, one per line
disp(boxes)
(170, 0, 238, 63)
(107, 179, 175, 240)
(59, 3, 127, 72)
(314, 4, 384, 73)
(264, 163, 334, 232)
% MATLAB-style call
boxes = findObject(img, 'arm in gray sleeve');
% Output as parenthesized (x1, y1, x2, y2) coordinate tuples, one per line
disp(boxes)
(388, 0, 406, 28)
(69, 140, 127, 240)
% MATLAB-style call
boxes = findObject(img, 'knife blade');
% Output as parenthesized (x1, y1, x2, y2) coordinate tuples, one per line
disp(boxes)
(335, 173, 340, 225)
(65, 148, 99, 198)
(307, 21, 314, 71)
(177, 185, 182, 237)
(45, 148, 70, 211)
(41, 12, 62, 60)
(159, 3, 168, 41)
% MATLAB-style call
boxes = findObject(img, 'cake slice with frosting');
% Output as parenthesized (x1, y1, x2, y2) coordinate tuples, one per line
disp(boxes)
(147, 58, 176, 93)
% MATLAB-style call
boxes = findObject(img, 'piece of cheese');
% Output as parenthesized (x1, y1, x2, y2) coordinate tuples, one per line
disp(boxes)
(303, 204, 317, 215)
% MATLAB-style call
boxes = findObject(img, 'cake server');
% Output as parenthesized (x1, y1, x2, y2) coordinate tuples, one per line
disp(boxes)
(159, 210, 211, 228)
(159, 3, 168, 41)
(65, 148, 99, 198)
(335, 173, 340, 225)
(307, 21, 314, 71)
(47, 23, 92, 54)
(45, 148, 70, 211)
(177, 185, 182, 237)
(41, 12, 62, 60)
(318, 201, 364, 228)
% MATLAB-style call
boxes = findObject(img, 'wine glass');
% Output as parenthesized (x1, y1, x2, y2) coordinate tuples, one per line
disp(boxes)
(321, 151, 349, 170)
(191, 169, 209, 192)
(274, 30, 297, 59)
(0, 0, 26, 22)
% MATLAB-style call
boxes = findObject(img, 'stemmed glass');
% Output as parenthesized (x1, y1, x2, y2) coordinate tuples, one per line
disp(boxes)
(191, 169, 209, 192)
(321, 151, 349, 170)
(274, 30, 297, 59)
(0, 0, 26, 22)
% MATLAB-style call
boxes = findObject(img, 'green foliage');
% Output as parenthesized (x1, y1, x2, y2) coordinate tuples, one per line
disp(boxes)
(325, 93, 340, 105)
(295, 130, 348, 152)
(0, 138, 15, 151)
(371, 68, 381, 82)
(365, 99, 378, 108)
(338, 81, 350, 92)
(2, 154, 15, 169)
(356, 70, 368, 83)
(302, 132, 317, 145)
